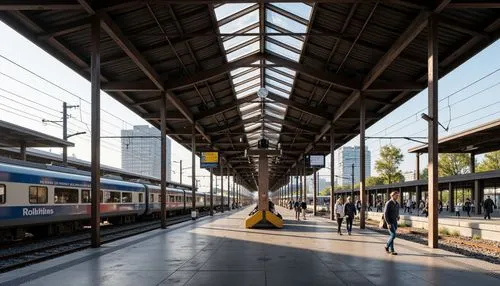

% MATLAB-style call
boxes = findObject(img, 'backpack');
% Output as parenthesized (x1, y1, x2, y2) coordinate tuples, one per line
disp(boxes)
(301, 202, 306, 209)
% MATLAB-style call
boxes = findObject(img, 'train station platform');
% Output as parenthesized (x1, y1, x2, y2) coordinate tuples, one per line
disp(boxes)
(1, 207, 499, 286)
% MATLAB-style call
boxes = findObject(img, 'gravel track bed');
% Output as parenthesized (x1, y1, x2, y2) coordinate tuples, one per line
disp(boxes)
(365, 221, 500, 265)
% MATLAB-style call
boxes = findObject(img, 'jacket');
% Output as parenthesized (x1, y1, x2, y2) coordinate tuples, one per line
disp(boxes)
(344, 202, 356, 218)
(335, 203, 344, 219)
(484, 198, 496, 212)
(384, 200, 399, 225)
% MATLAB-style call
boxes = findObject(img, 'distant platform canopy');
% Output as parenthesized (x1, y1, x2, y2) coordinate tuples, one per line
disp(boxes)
(409, 119, 500, 154)
(0, 120, 74, 148)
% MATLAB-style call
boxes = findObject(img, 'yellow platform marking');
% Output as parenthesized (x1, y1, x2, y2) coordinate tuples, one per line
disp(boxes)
(245, 210, 264, 228)
(265, 211, 283, 228)
(244, 210, 283, 228)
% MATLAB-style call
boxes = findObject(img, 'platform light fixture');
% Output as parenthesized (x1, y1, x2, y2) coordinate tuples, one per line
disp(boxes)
(257, 87, 268, 99)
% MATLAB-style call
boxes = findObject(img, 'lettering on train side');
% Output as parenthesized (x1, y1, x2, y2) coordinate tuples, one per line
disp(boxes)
(22, 208, 55, 216)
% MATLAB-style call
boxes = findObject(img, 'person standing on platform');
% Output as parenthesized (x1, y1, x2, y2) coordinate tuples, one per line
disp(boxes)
(335, 197, 345, 235)
(384, 191, 400, 255)
(455, 202, 461, 217)
(344, 196, 356, 235)
(406, 198, 413, 214)
(484, 196, 496, 220)
(464, 198, 472, 217)
(301, 200, 307, 220)
(294, 201, 301, 221)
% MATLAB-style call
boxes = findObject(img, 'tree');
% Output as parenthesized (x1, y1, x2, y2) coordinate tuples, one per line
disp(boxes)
(366, 176, 384, 186)
(420, 168, 428, 179)
(375, 145, 404, 184)
(438, 153, 470, 177)
(477, 151, 500, 172)
(319, 186, 331, 196)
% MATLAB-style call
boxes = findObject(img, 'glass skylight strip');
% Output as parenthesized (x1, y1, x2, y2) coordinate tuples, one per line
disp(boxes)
(214, 3, 255, 21)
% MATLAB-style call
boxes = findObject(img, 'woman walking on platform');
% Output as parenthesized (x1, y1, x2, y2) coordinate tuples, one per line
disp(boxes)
(335, 197, 345, 235)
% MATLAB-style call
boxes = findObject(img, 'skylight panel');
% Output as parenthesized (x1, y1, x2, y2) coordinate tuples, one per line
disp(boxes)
(266, 42, 300, 62)
(219, 9, 259, 34)
(270, 3, 312, 21)
(273, 66, 296, 77)
(266, 27, 304, 50)
(224, 36, 258, 51)
(266, 86, 290, 98)
(240, 102, 259, 113)
(265, 78, 292, 92)
(230, 67, 252, 77)
(227, 40, 260, 62)
(267, 102, 287, 113)
(242, 109, 261, 120)
(233, 69, 260, 85)
(215, 3, 255, 20)
(236, 85, 260, 99)
(266, 69, 294, 84)
(235, 78, 260, 92)
(266, 10, 307, 33)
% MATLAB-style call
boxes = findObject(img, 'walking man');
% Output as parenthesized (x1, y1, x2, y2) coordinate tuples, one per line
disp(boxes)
(294, 201, 301, 221)
(484, 196, 497, 220)
(301, 200, 307, 220)
(344, 196, 356, 235)
(384, 191, 400, 255)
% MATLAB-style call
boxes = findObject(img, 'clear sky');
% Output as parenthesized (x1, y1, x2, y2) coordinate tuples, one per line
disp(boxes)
(0, 19, 499, 191)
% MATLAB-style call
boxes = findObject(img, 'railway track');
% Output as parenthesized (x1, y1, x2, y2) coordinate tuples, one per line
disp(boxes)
(0, 212, 208, 273)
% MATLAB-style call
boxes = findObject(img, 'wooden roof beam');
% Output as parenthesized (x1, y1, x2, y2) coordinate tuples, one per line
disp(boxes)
(195, 93, 259, 121)
(267, 92, 331, 120)
(0, 1, 83, 10)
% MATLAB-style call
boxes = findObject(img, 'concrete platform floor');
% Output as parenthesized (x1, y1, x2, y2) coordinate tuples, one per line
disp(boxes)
(1, 206, 499, 286)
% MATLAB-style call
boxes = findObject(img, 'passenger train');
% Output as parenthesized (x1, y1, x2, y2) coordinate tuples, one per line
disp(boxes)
(0, 162, 251, 241)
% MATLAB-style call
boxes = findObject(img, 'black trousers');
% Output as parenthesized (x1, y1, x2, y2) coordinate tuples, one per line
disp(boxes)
(337, 217, 344, 233)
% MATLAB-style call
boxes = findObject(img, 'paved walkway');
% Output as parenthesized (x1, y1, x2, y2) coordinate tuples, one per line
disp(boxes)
(1, 206, 499, 286)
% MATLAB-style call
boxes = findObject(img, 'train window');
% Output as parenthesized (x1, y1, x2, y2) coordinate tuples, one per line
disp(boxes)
(54, 188, 78, 204)
(150, 194, 154, 203)
(177, 196, 182, 202)
(103, 191, 120, 203)
(122, 192, 132, 203)
(139, 193, 144, 203)
(81, 190, 91, 203)
(169, 195, 175, 202)
(0, 184, 5, 204)
(29, 186, 48, 204)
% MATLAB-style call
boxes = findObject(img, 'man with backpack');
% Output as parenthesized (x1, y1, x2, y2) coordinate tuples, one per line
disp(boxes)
(344, 196, 356, 235)
(484, 196, 497, 220)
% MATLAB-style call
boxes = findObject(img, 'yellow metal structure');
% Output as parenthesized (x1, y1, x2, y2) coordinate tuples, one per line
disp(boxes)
(245, 211, 283, 229)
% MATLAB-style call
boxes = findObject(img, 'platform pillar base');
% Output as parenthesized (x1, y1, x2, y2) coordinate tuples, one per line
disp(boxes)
(245, 211, 283, 229)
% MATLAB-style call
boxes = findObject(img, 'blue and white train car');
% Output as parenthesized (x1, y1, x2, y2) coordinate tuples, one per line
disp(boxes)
(0, 163, 146, 239)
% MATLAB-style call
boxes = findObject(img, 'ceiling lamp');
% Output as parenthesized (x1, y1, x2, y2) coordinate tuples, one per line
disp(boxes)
(257, 87, 268, 99)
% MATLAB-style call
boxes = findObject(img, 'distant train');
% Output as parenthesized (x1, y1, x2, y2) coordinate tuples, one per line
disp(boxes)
(0, 162, 252, 241)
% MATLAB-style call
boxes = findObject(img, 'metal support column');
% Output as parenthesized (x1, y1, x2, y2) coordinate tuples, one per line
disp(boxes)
(220, 164, 224, 213)
(470, 153, 475, 173)
(191, 124, 196, 215)
(258, 154, 269, 211)
(474, 180, 481, 215)
(20, 143, 27, 161)
(227, 168, 231, 210)
(330, 127, 335, 220)
(160, 94, 167, 229)
(90, 15, 101, 248)
(360, 92, 366, 229)
(416, 153, 420, 180)
(295, 173, 299, 202)
(232, 173, 235, 208)
(303, 164, 307, 202)
(210, 168, 214, 216)
(313, 168, 317, 216)
(449, 182, 454, 213)
(427, 14, 439, 248)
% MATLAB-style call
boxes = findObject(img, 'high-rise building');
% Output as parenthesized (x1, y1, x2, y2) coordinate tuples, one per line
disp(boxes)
(403, 171, 416, 182)
(121, 125, 171, 180)
(335, 146, 371, 187)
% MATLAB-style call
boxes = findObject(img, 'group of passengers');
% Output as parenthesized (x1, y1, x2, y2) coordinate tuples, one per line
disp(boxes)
(288, 200, 307, 221)
(333, 196, 356, 235)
